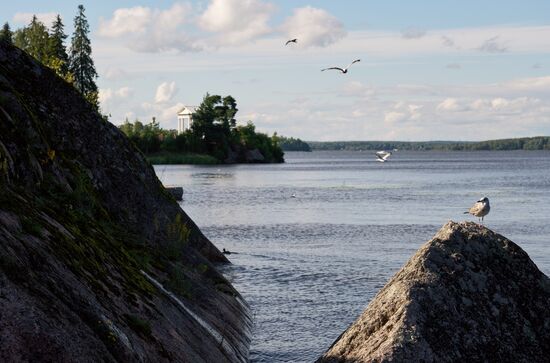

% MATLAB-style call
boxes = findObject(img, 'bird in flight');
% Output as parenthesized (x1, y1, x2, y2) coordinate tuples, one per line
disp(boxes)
(464, 197, 490, 223)
(285, 38, 297, 46)
(375, 150, 392, 163)
(322, 59, 361, 73)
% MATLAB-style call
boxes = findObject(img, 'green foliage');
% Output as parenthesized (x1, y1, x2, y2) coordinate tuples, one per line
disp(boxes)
(164, 214, 191, 260)
(49, 15, 69, 76)
(0, 22, 12, 43)
(146, 151, 219, 165)
(11, 13, 74, 85)
(120, 118, 163, 154)
(124, 314, 152, 338)
(118, 94, 284, 163)
(277, 135, 311, 151)
(13, 16, 50, 64)
(69, 5, 98, 108)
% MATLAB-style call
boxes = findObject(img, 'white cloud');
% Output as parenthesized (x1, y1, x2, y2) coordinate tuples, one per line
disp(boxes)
(12, 12, 58, 26)
(99, 88, 114, 105)
(99, 86, 134, 106)
(199, 0, 275, 46)
(282, 6, 346, 48)
(384, 111, 407, 124)
(437, 98, 463, 112)
(401, 27, 426, 39)
(155, 81, 178, 103)
(477, 35, 508, 53)
(116, 87, 133, 98)
(441, 35, 455, 48)
(103, 67, 130, 81)
(98, 3, 200, 52)
(446, 63, 461, 70)
(98, 6, 152, 37)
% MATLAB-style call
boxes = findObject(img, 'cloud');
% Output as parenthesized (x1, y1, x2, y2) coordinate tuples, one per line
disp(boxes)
(116, 87, 133, 98)
(478, 36, 507, 53)
(155, 81, 178, 103)
(282, 6, 346, 48)
(532, 63, 542, 69)
(436, 98, 463, 112)
(446, 63, 461, 70)
(12, 12, 58, 26)
(98, 3, 200, 52)
(469, 97, 541, 113)
(401, 27, 426, 39)
(341, 81, 376, 98)
(99, 87, 134, 110)
(103, 67, 130, 81)
(199, 0, 275, 46)
(98, 6, 152, 37)
(384, 111, 406, 124)
(441, 35, 455, 47)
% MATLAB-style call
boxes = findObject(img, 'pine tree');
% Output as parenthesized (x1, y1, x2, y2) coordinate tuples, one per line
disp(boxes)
(49, 15, 69, 76)
(69, 5, 98, 108)
(0, 22, 13, 44)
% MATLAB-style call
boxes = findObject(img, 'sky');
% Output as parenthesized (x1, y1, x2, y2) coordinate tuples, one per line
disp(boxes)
(3, 0, 550, 141)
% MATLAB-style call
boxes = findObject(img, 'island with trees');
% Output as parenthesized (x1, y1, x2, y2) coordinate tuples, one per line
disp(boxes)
(118, 94, 285, 164)
(277, 136, 311, 152)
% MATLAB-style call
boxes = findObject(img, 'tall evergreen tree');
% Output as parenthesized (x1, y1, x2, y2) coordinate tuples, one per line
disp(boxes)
(49, 15, 69, 75)
(69, 5, 98, 108)
(0, 22, 13, 44)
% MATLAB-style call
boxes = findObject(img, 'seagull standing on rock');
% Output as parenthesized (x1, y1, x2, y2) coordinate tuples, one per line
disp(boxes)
(464, 197, 490, 223)
(322, 59, 361, 74)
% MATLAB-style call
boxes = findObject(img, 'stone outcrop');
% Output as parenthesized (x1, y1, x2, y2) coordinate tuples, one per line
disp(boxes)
(0, 40, 250, 362)
(317, 221, 550, 363)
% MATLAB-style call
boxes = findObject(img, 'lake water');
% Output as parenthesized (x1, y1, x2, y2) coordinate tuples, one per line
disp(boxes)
(155, 150, 550, 362)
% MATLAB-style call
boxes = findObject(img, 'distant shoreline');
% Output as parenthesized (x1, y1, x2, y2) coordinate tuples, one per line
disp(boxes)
(306, 136, 550, 151)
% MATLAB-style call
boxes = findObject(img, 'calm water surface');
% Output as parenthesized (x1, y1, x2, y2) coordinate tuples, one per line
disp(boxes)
(155, 150, 550, 362)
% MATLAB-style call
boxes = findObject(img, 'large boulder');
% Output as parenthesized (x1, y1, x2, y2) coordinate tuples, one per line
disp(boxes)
(0, 40, 250, 362)
(317, 221, 550, 362)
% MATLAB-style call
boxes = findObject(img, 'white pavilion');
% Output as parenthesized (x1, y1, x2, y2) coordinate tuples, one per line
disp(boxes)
(177, 106, 198, 134)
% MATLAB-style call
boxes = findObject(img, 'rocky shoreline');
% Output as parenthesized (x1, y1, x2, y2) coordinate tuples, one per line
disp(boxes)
(0, 40, 250, 362)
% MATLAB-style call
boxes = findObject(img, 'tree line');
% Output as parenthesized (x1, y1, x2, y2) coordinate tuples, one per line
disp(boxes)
(0, 5, 98, 108)
(308, 137, 550, 151)
(119, 94, 284, 164)
(277, 136, 311, 151)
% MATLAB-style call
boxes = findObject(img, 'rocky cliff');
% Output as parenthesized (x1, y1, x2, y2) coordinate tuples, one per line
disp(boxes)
(317, 221, 550, 363)
(0, 40, 250, 362)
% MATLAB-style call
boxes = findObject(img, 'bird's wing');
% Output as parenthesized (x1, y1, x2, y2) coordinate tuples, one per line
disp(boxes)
(322, 67, 344, 72)
(285, 39, 296, 45)
(382, 152, 392, 160)
(468, 202, 484, 214)
(376, 153, 385, 160)
(346, 59, 361, 69)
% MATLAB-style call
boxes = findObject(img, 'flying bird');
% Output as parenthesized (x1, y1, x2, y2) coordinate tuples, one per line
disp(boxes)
(464, 197, 490, 223)
(375, 150, 392, 163)
(285, 38, 297, 45)
(322, 59, 361, 73)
